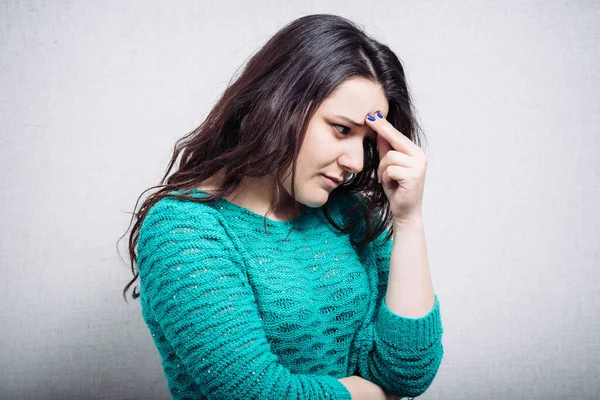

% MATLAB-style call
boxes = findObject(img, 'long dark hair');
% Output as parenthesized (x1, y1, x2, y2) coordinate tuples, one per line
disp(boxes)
(118, 13, 427, 301)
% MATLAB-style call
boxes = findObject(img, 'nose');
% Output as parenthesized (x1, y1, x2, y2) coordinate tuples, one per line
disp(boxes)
(337, 139, 364, 176)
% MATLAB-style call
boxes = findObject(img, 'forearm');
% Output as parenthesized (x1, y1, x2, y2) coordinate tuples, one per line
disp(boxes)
(348, 215, 442, 398)
(386, 215, 435, 318)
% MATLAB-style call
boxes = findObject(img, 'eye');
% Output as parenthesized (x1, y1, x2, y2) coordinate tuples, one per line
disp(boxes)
(333, 124, 350, 135)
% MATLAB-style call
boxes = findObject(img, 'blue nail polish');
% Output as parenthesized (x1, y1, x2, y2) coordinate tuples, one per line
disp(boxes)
(376, 111, 383, 119)
(366, 114, 376, 121)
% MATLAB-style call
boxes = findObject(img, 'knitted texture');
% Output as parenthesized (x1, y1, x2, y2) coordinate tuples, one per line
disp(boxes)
(137, 189, 444, 399)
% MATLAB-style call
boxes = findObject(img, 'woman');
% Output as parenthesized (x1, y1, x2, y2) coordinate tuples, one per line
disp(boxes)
(122, 13, 443, 400)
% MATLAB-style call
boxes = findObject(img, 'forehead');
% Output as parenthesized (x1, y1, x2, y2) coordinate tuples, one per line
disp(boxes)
(319, 77, 389, 117)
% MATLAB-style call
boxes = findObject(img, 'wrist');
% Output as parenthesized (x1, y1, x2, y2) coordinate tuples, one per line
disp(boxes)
(392, 206, 423, 226)
(393, 213, 424, 230)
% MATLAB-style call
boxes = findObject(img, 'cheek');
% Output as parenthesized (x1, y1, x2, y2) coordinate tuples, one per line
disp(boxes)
(299, 128, 336, 166)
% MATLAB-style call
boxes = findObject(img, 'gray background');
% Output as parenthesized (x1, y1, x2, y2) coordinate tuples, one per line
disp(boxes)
(1, 1, 599, 399)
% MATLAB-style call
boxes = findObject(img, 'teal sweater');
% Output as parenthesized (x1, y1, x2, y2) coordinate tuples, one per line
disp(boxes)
(137, 189, 444, 399)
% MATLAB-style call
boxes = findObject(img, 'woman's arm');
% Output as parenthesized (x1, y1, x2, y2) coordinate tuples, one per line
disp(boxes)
(352, 223, 444, 398)
(385, 216, 434, 319)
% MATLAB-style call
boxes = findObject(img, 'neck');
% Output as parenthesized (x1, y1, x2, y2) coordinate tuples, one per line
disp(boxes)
(204, 171, 303, 222)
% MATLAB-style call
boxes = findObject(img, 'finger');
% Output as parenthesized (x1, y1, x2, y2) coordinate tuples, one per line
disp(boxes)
(377, 150, 418, 182)
(366, 112, 420, 157)
(376, 131, 393, 162)
(381, 165, 410, 188)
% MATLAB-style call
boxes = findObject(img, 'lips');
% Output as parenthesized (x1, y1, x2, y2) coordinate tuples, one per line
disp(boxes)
(324, 175, 342, 184)
(322, 174, 341, 189)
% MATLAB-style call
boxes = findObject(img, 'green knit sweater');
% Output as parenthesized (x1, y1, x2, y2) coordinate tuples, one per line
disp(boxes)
(137, 189, 444, 399)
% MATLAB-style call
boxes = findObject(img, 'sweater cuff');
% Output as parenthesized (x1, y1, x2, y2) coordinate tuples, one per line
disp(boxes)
(320, 375, 353, 400)
(376, 293, 443, 349)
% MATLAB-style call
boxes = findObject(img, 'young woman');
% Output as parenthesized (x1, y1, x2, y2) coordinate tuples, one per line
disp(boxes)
(122, 13, 443, 400)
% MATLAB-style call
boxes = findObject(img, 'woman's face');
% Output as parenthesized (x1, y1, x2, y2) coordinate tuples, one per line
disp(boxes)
(281, 77, 389, 208)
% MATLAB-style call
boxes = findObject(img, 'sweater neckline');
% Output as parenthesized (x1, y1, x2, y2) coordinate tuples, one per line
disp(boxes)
(187, 188, 316, 229)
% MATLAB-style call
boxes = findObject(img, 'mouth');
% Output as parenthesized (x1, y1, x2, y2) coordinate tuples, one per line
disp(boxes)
(322, 174, 341, 189)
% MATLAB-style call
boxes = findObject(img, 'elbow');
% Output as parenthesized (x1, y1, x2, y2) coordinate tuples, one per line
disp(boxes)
(383, 343, 444, 397)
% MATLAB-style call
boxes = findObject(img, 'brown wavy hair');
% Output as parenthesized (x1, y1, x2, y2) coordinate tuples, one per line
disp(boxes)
(118, 13, 427, 302)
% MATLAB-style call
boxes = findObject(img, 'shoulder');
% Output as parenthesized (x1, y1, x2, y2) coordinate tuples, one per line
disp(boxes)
(137, 190, 242, 272)
(139, 190, 224, 243)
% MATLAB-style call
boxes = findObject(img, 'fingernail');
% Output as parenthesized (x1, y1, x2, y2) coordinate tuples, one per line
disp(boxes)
(376, 111, 383, 119)
(366, 113, 376, 121)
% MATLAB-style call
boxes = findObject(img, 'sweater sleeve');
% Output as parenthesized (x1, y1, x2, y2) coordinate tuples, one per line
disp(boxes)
(137, 198, 352, 400)
(354, 226, 444, 398)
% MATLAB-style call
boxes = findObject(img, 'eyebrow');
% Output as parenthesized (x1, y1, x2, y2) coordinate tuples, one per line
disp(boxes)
(335, 115, 364, 128)
(333, 115, 378, 140)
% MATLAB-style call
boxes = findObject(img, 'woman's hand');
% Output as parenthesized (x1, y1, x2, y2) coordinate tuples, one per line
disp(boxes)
(339, 375, 407, 399)
(338, 375, 388, 400)
(365, 112, 428, 224)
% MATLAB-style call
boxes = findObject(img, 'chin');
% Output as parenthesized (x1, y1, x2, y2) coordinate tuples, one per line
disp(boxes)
(298, 188, 330, 208)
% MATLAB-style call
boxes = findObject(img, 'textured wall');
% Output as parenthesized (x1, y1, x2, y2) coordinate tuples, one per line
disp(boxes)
(1, 1, 599, 399)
